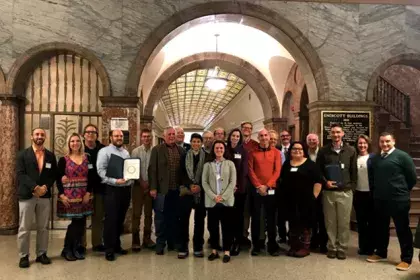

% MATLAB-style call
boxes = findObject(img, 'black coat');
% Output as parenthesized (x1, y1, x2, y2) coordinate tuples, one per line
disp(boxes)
(16, 147, 58, 200)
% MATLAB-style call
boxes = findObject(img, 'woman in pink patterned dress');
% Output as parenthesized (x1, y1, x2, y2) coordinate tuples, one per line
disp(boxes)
(57, 133, 93, 261)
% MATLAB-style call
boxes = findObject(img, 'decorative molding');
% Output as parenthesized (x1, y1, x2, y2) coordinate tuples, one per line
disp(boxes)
(307, 101, 378, 112)
(100, 96, 140, 108)
(140, 115, 154, 123)
(0, 94, 25, 106)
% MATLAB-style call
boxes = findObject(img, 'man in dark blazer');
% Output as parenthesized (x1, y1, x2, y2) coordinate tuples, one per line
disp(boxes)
(175, 126, 191, 151)
(16, 128, 57, 268)
(149, 127, 185, 255)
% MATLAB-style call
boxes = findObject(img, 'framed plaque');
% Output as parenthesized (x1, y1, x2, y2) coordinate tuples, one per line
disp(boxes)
(321, 111, 371, 146)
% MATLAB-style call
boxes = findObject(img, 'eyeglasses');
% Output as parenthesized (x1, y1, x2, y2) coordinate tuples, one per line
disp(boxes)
(242, 126, 252, 130)
(84, 131, 97, 135)
(291, 148, 303, 151)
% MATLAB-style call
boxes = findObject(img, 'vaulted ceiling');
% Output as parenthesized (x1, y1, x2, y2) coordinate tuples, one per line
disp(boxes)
(159, 68, 247, 128)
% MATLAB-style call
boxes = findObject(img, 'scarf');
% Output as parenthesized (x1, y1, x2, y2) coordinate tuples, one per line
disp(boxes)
(186, 149, 205, 184)
(185, 149, 205, 204)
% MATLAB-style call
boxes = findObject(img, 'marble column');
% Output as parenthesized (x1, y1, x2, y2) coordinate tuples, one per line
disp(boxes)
(0, 95, 23, 235)
(99, 96, 141, 234)
(263, 117, 288, 134)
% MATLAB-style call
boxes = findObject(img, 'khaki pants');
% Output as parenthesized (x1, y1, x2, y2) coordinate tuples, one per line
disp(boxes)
(17, 197, 50, 258)
(91, 193, 105, 247)
(131, 185, 153, 245)
(322, 190, 353, 253)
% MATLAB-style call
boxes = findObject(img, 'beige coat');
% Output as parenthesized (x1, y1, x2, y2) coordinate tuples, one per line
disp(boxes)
(201, 159, 237, 208)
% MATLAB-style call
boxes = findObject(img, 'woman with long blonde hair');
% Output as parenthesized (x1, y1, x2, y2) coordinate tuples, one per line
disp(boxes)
(56, 133, 93, 261)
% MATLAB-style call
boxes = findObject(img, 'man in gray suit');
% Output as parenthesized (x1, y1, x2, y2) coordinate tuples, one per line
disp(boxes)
(149, 127, 185, 255)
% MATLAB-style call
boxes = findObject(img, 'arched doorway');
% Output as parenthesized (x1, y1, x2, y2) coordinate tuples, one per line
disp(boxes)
(299, 85, 309, 140)
(125, 2, 326, 130)
(282, 91, 295, 140)
(8, 42, 111, 229)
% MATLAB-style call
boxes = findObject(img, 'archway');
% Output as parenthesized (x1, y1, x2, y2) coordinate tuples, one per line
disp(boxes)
(299, 85, 309, 140)
(8, 42, 112, 229)
(282, 91, 295, 140)
(144, 52, 279, 121)
(0, 66, 5, 94)
(126, 2, 327, 107)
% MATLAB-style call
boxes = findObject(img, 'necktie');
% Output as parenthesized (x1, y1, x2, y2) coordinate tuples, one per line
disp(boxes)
(284, 147, 288, 154)
(381, 153, 388, 159)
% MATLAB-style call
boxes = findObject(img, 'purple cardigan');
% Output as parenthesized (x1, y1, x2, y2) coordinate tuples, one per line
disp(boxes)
(226, 144, 249, 193)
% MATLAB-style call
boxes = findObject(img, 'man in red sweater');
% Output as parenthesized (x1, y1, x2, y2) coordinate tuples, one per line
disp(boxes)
(248, 128, 282, 256)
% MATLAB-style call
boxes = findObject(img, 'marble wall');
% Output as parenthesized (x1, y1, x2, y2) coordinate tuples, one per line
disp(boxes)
(0, 0, 418, 101)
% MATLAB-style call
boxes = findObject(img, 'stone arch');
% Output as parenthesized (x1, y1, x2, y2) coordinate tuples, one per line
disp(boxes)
(366, 53, 420, 101)
(7, 42, 111, 97)
(126, 1, 327, 105)
(144, 52, 279, 120)
(0, 65, 5, 94)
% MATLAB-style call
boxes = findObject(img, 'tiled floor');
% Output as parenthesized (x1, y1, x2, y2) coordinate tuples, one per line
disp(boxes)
(1, 230, 419, 280)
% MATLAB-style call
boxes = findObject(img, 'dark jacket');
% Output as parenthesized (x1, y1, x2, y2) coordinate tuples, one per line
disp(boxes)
(84, 141, 106, 194)
(56, 155, 95, 195)
(16, 147, 58, 200)
(225, 145, 249, 193)
(148, 143, 185, 195)
(316, 142, 357, 191)
(181, 142, 191, 152)
(368, 148, 417, 201)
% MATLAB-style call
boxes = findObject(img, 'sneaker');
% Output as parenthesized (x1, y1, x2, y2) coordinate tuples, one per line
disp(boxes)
(396, 262, 411, 271)
(366, 254, 387, 263)
(18, 256, 30, 268)
(336, 251, 346, 260)
(35, 253, 51, 265)
(327, 251, 336, 259)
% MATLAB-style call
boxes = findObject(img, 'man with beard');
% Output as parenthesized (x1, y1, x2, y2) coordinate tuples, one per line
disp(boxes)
(16, 128, 58, 268)
(83, 124, 106, 252)
(97, 129, 133, 261)
(202, 130, 214, 163)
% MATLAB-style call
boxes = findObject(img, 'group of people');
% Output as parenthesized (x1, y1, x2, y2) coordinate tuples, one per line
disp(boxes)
(15, 121, 420, 271)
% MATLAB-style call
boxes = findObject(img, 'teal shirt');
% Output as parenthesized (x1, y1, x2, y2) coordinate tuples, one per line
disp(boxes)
(370, 148, 416, 201)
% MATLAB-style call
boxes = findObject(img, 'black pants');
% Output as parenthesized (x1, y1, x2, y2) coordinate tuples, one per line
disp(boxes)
(178, 194, 206, 252)
(374, 199, 413, 263)
(311, 193, 328, 248)
(103, 185, 131, 254)
(251, 189, 277, 250)
(277, 207, 287, 240)
(154, 189, 180, 251)
(232, 192, 246, 245)
(353, 191, 375, 254)
(64, 217, 86, 250)
(208, 205, 233, 251)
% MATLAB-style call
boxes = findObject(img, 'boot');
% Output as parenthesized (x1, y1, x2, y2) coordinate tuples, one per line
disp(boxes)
(287, 234, 298, 257)
(295, 229, 311, 258)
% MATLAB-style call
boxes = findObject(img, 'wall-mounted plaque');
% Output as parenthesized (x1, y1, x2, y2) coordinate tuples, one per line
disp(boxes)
(321, 111, 371, 146)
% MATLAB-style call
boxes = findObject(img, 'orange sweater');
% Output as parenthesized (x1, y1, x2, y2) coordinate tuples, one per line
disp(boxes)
(248, 146, 281, 188)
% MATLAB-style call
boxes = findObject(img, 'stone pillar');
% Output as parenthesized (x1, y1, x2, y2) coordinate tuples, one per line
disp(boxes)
(0, 95, 23, 235)
(263, 117, 288, 134)
(99, 96, 141, 151)
(100, 96, 142, 234)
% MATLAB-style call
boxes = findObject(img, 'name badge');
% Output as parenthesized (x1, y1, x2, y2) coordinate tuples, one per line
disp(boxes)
(290, 167, 298, 172)
(341, 163, 345, 169)
(234, 154, 242, 159)
(45, 163, 51, 169)
(216, 174, 221, 180)
(268, 189, 275, 195)
(88, 164, 93, 169)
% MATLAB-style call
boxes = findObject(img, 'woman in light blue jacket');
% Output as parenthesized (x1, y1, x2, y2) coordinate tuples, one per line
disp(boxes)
(202, 140, 237, 263)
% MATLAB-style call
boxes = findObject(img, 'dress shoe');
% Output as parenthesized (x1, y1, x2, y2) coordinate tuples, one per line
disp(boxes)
(336, 251, 346, 260)
(142, 239, 156, 250)
(193, 251, 204, 258)
(251, 247, 260, 256)
(92, 245, 106, 252)
(230, 244, 241, 256)
(61, 249, 77, 261)
(177, 252, 189, 259)
(105, 253, 115, 261)
(222, 255, 231, 263)
(73, 249, 85, 260)
(115, 248, 129, 255)
(327, 251, 336, 259)
(35, 254, 51, 265)
(18, 256, 30, 268)
(208, 252, 220, 261)
(156, 248, 165, 255)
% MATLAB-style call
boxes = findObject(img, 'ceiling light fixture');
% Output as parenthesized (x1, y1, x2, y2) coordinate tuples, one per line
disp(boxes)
(205, 34, 228, 91)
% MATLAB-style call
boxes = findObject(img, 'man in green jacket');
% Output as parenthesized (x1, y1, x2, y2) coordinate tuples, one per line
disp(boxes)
(367, 132, 416, 271)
